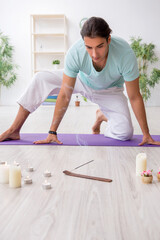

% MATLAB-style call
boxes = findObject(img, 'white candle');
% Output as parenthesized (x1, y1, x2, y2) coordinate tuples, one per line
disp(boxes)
(136, 153, 147, 176)
(24, 176, 32, 184)
(42, 180, 51, 189)
(26, 159, 34, 172)
(26, 166, 34, 172)
(43, 170, 51, 177)
(0, 163, 10, 184)
(14, 161, 20, 166)
(0, 161, 7, 165)
(9, 164, 21, 188)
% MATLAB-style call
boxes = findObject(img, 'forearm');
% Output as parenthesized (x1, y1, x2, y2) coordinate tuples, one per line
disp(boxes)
(49, 91, 71, 132)
(129, 94, 149, 136)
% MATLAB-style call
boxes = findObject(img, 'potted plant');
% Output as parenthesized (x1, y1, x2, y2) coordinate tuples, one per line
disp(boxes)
(141, 169, 153, 184)
(0, 31, 18, 88)
(130, 37, 160, 102)
(75, 95, 80, 107)
(52, 59, 60, 70)
(157, 168, 160, 181)
(75, 94, 88, 107)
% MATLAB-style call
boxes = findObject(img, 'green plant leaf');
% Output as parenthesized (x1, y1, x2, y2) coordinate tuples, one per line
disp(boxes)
(130, 37, 160, 101)
(52, 59, 60, 64)
(0, 31, 18, 87)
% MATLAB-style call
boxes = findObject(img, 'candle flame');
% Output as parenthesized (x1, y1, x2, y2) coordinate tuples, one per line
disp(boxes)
(14, 161, 19, 166)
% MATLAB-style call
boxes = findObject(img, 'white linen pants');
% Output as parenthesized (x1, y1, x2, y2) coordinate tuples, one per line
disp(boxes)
(18, 70, 133, 141)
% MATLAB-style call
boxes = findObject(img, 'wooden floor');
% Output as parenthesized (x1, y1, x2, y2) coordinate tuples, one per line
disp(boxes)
(0, 104, 160, 240)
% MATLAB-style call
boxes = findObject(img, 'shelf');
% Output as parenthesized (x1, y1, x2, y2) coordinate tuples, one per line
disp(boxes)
(34, 69, 53, 72)
(31, 14, 65, 19)
(33, 69, 62, 73)
(32, 33, 66, 37)
(31, 14, 66, 76)
(33, 52, 65, 54)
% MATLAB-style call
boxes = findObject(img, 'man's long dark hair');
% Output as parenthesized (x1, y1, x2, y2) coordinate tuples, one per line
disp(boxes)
(80, 17, 112, 41)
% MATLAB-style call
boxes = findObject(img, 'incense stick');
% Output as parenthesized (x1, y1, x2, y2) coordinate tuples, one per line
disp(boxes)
(71, 160, 94, 171)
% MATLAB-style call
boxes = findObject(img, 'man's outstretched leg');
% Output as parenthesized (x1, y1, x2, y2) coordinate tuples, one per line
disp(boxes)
(0, 70, 64, 142)
(92, 109, 108, 134)
(0, 105, 30, 142)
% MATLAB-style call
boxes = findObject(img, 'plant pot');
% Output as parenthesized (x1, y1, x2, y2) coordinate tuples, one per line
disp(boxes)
(53, 65, 59, 70)
(157, 173, 160, 181)
(75, 101, 80, 107)
(141, 175, 153, 184)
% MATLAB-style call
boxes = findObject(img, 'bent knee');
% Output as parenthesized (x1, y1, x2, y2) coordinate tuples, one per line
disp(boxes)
(33, 71, 47, 83)
(33, 71, 62, 87)
(104, 123, 133, 141)
(118, 127, 133, 141)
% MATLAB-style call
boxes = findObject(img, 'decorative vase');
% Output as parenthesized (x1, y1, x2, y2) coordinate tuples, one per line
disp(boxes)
(157, 173, 160, 181)
(53, 64, 59, 70)
(75, 101, 80, 107)
(141, 175, 153, 184)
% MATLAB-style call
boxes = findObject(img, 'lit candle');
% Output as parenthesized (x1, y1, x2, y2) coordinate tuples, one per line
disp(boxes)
(0, 162, 10, 184)
(42, 180, 51, 189)
(0, 161, 7, 165)
(136, 153, 147, 176)
(24, 176, 32, 184)
(26, 159, 34, 172)
(9, 163, 21, 188)
(43, 170, 51, 177)
(26, 166, 34, 172)
(14, 161, 20, 166)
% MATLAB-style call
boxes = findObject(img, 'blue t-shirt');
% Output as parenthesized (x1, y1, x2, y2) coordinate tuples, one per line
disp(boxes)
(64, 36, 139, 90)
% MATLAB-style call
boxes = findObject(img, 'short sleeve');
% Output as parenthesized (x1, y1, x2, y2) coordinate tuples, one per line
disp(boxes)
(64, 48, 80, 78)
(121, 50, 139, 81)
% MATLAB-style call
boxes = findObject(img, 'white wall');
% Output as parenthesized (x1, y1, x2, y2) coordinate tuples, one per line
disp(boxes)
(0, 0, 160, 106)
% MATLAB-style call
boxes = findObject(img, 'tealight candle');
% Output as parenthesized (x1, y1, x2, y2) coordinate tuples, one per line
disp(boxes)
(42, 180, 51, 189)
(14, 161, 20, 166)
(0, 163, 10, 184)
(9, 163, 21, 188)
(26, 166, 34, 172)
(24, 176, 32, 184)
(136, 153, 147, 176)
(0, 161, 7, 165)
(43, 170, 51, 177)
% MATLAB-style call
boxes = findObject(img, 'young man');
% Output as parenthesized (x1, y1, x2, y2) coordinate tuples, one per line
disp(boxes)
(0, 17, 160, 145)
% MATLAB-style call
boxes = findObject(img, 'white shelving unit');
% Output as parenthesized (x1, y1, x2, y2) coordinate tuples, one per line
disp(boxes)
(30, 14, 67, 75)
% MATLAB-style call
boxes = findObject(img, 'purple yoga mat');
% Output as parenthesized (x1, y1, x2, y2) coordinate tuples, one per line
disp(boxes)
(0, 133, 160, 146)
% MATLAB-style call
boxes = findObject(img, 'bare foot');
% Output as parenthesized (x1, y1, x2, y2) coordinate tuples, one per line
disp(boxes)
(0, 129, 20, 142)
(92, 109, 108, 134)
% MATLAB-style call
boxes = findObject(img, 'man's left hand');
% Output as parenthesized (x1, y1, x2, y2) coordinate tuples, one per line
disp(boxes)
(139, 134, 160, 146)
(33, 134, 62, 145)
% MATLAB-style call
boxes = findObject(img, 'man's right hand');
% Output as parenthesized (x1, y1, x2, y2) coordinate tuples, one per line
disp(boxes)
(33, 134, 63, 145)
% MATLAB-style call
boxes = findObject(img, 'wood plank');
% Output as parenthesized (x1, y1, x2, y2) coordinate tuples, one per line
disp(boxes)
(0, 105, 160, 240)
